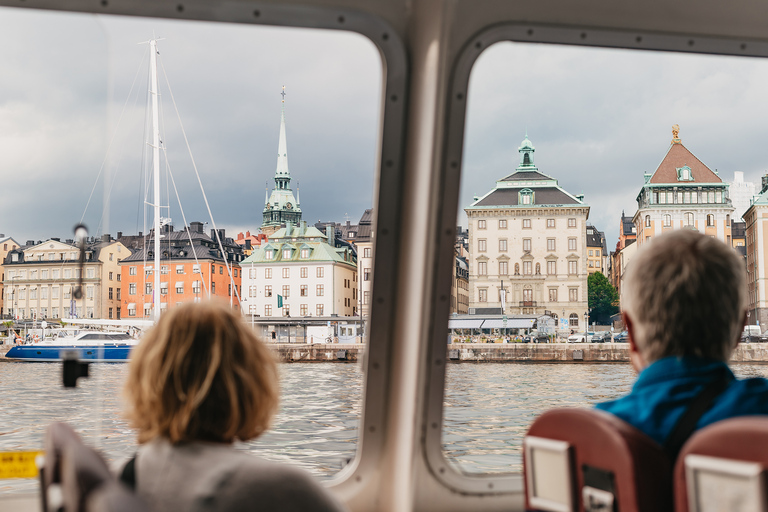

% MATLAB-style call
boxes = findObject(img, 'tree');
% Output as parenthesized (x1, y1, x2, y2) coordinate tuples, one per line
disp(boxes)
(588, 272, 619, 325)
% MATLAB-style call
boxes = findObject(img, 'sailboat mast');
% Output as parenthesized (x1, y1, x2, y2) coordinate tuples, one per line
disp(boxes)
(150, 39, 161, 322)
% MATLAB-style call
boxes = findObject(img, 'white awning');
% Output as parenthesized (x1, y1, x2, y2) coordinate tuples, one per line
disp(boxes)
(127, 303, 136, 309)
(448, 319, 484, 329)
(482, 318, 535, 329)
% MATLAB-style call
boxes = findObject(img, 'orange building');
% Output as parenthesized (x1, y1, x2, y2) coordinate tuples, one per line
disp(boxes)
(118, 225, 243, 318)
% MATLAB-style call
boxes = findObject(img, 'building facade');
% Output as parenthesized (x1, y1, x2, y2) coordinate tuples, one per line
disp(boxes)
(633, 126, 734, 246)
(262, 89, 302, 236)
(119, 223, 243, 318)
(2, 237, 127, 320)
(609, 212, 636, 296)
(464, 135, 590, 329)
(729, 171, 757, 221)
(586, 225, 607, 275)
(241, 221, 358, 318)
(0, 236, 20, 318)
(744, 176, 768, 327)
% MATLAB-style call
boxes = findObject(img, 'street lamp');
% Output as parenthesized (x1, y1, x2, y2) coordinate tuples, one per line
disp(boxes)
(584, 310, 588, 341)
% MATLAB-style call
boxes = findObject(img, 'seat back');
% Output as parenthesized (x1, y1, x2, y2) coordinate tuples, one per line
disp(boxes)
(524, 408, 672, 512)
(674, 417, 768, 512)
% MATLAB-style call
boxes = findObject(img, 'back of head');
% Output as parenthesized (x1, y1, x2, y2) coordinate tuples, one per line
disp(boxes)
(125, 301, 279, 444)
(623, 229, 746, 363)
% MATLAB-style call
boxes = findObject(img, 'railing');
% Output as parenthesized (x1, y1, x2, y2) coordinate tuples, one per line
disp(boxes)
(519, 301, 537, 307)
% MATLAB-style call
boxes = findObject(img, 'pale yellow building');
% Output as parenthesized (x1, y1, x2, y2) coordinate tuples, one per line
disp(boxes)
(0, 235, 21, 318)
(745, 176, 768, 327)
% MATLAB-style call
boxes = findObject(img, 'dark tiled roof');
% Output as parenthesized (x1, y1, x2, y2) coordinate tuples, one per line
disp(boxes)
(586, 226, 605, 249)
(650, 143, 721, 184)
(120, 243, 230, 263)
(732, 221, 746, 238)
(499, 170, 553, 182)
(474, 187, 579, 207)
(358, 209, 373, 225)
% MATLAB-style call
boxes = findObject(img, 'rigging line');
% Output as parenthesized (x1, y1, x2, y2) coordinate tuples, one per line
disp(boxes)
(136, 65, 152, 236)
(81, 46, 149, 225)
(158, 83, 173, 258)
(162, 147, 210, 296)
(159, 58, 241, 306)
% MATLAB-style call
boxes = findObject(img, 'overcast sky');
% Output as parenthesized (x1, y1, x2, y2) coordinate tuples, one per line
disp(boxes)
(2, 7, 768, 250)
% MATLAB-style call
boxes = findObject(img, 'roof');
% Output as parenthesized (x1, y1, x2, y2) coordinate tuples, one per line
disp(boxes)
(586, 226, 605, 249)
(473, 187, 581, 207)
(499, 170, 553, 182)
(120, 243, 230, 263)
(649, 142, 722, 184)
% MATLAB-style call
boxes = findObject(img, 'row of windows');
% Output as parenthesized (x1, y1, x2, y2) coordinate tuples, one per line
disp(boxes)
(477, 288, 580, 302)
(256, 304, 325, 317)
(127, 264, 230, 276)
(644, 213, 724, 228)
(650, 189, 724, 205)
(7, 285, 100, 301)
(6, 267, 106, 280)
(9, 307, 95, 319)
(265, 248, 313, 260)
(246, 267, 326, 279)
(478, 237, 578, 253)
(476, 260, 579, 276)
(251, 284, 327, 297)
(476, 218, 579, 230)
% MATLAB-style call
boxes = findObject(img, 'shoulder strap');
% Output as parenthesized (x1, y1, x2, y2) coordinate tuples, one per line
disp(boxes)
(664, 374, 731, 461)
(119, 454, 137, 490)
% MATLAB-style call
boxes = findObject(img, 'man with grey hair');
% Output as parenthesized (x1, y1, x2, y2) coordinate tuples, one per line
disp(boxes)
(596, 229, 768, 458)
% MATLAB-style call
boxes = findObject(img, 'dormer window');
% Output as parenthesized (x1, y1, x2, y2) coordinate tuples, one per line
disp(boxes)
(519, 188, 534, 205)
(300, 248, 310, 259)
(265, 250, 274, 260)
(677, 166, 694, 181)
(282, 248, 292, 259)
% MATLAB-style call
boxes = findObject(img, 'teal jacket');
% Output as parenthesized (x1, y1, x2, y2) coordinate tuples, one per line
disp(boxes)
(596, 356, 768, 446)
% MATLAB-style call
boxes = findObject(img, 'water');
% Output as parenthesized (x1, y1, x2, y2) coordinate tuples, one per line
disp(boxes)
(2, 361, 768, 493)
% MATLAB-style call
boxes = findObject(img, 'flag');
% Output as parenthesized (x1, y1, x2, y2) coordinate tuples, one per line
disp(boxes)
(277, 294, 283, 308)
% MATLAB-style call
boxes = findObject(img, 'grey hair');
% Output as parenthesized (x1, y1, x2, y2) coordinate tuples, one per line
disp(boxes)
(622, 229, 746, 362)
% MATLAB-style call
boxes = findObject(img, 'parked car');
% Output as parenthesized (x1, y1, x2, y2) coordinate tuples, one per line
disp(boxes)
(591, 331, 611, 343)
(567, 332, 595, 343)
(533, 333, 550, 343)
(614, 331, 629, 342)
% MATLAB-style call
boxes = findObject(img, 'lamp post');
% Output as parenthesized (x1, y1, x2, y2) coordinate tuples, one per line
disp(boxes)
(584, 310, 588, 342)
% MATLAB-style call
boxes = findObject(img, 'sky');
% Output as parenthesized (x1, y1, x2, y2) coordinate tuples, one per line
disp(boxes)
(2, 7, 768, 249)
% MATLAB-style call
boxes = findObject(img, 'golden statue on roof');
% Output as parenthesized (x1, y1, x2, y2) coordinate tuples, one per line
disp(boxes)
(672, 124, 681, 143)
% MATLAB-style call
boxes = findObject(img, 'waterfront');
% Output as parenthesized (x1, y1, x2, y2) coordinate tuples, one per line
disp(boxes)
(2, 361, 768, 493)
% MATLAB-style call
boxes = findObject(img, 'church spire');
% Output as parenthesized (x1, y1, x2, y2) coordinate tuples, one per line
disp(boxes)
(275, 85, 290, 179)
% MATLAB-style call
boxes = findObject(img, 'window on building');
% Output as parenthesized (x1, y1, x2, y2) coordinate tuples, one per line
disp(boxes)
(265, 304, 272, 317)
(364, 268, 371, 281)
(685, 212, 695, 226)
(316, 284, 324, 296)
(160, 282, 168, 295)
(523, 219, 531, 229)
(108, 307, 113, 319)
(663, 214, 672, 227)
(519, 188, 533, 205)
(364, 291, 370, 304)
(547, 219, 555, 228)
(478, 239, 487, 252)
(219, 266, 223, 274)
(300, 248, 309, 258)
(645, 215, 651, 227)
(477, 219, 486, 229)
(478, 288, 487, 302)
(129, 266, 136, 276)
(300, 285, 308, 296)
(144, 304, 152, 317)
(193, 281, 201, 294)
(265, 268, 272, 279)
(568, 218, 576, 228)
(128, 305, 136, 317)
(549, 288, 557, 302)
(317, 267, 324, 278)
(108, 287, 113, 300)
(300, 267, 308, 278)
(173, 265, 182, 274)
(568, 238, 577, 251)
(570, 313, 579, 327)
(52, 287, 59, 299)
(145, 283, 152, 294)
(265, 285, 272, 297)
(265, 251, 274, 260)
(499, 261, 508, 275)
(499, 239, 507, 252)
(363, 247, 372, 258)
(547, 261, 556, 275)
(316, 304, 324, 316)
(300, 304, 308, 316)
(499, 219, 507, 229)
(523, 261, 532, 275)
(547, 238, 555, 251)
(116, 289, 121, 300)
(523, 238, 531, 252)
(282, 268, 290, 278)
(569, 288, 578, 302)
(568, 261, 577, 275)
(478, 261, 487, 275)
(588, 250, 593, 256)
(129, 283, 136, 295)
(283, 305, 290, 317)
(176, 282, 184, 294)
(211, 282, 216, 294)
(52, 269, 60, 279)
(707, 214, 715, 227)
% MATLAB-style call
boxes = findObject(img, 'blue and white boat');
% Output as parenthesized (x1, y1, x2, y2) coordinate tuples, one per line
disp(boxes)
(5, 331, 140, 362)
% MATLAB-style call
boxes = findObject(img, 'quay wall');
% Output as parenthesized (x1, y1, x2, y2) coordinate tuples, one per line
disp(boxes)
(3, 342, 768, 363)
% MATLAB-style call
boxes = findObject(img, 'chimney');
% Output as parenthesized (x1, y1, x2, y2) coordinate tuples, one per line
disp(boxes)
(762, 174, 768, 194)
(237, 232, 244, 241)
(246, 230, 251, 238)
(102, 234, 111, 243)
(190, 221, 203, 233)
(245, 239, 252, 250)
(117, 231, 122, 238)
(326, 225, 335, 247)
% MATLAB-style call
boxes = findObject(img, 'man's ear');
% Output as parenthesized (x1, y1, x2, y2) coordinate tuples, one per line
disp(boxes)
(623, 311, 646, 372)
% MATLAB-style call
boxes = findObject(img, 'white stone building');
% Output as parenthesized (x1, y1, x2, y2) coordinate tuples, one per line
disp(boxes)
(464, 135, 590, 329)
(241, 221, 358, 318)
(729, 171, 757, 221)
(633, 127, 734, 246)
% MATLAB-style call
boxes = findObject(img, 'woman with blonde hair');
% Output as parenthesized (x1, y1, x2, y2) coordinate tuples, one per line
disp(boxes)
(122, 300, 346, 512)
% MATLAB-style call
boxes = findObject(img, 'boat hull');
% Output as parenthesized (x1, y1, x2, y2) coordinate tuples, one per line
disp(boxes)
(4, 344, 133, 362)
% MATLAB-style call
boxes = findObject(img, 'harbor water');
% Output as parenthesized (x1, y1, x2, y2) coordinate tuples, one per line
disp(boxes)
(2, 361, 768, 493)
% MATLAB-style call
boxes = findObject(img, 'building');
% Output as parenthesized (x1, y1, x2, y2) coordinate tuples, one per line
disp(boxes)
(744, 176, 768, 327)
(0, 235, 21, 318)
(2, 236, 127, 320)
(585, 225, 607, 275)
(729, 171, 757, 221)
(464, 134, 590, 330)
(451, 255, 469, 314)
(235, 231, 268, 256)
(119, 223, 243, 318)
(262, 89, 302, 236)
(241, 221, 358, 318)
(633, 126, 734, 246)
(609, 212, 636, 296)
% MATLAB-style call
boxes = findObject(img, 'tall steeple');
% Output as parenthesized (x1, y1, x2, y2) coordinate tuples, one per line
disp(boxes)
(517, 133, 537, 170)
(262, 86, 302, 236)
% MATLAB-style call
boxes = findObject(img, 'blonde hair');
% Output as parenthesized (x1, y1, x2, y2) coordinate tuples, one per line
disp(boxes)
(125, 301, 279, 444)
(623, 229, 746, 363)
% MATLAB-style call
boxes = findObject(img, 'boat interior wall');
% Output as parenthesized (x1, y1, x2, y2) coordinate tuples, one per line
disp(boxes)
(3, 1, 768, 512)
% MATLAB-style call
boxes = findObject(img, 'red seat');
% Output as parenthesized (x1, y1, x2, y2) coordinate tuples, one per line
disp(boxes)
(524, 408, 672, 512)
(674, 416, 768, 512)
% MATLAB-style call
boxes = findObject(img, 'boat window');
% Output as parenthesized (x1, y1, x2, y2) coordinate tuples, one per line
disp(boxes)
(0, 6, 382, 493)
(439, 39, 768, 476)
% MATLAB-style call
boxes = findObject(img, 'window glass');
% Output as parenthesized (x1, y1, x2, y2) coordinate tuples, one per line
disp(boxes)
(446, 39, 768, 475)
(0, 7, 380, 492)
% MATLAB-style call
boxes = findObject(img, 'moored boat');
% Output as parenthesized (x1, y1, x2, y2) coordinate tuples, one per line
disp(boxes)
(4, 331, 138, 362)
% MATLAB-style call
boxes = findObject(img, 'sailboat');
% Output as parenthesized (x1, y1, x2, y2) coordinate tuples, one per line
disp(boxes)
(5, 39, 165, 362)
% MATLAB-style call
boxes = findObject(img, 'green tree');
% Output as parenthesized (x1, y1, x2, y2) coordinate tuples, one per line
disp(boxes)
(588, 271, 619, 325)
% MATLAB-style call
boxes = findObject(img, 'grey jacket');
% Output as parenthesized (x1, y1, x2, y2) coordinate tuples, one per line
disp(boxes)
(129, 437, 348, 512)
